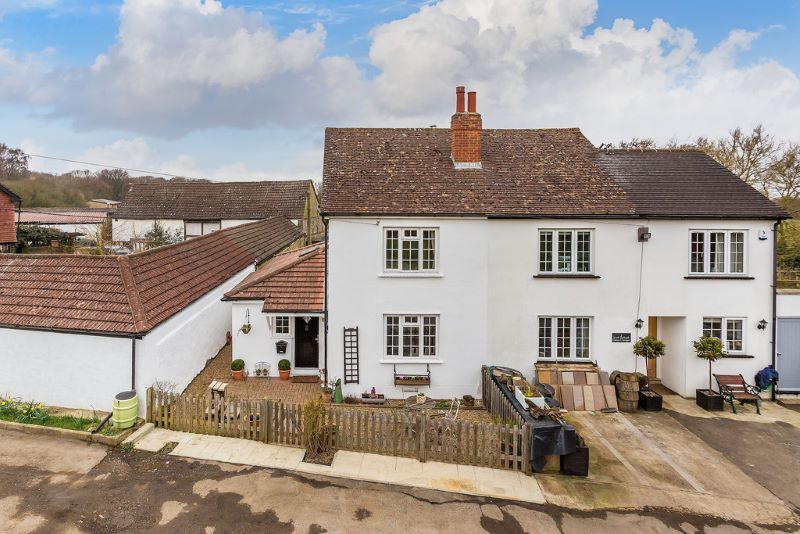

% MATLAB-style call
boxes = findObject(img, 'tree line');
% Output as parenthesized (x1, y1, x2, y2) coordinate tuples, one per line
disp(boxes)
(0, 143, 207, 207)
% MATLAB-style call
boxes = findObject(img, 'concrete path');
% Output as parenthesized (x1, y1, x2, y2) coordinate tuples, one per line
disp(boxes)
(130, 425, 546, 504)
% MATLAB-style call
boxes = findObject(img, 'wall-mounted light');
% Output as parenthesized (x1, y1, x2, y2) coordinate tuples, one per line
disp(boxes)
(635, 318, 644, 329)
(758, 319, 768, 330)
(638, 227, 651, 242)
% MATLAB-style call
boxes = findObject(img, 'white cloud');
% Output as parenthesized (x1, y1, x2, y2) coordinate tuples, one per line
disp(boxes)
(0, 0, 59, 19)
(3, 0, 800, 148)
(48, 0, 371, 136)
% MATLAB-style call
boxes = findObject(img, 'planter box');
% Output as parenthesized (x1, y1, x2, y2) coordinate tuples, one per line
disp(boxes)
(560, 445, 589, 477)
(638, 391, 663, 411)
(513, 387, 546, 409)
(395, 377, 430, 386)
(361, 394, 386, 405)
(696, 389, 724, 411)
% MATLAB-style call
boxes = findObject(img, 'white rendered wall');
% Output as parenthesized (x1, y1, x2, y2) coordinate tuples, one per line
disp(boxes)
(112, 219, 184, 242)
(327, 217, 775, 399)
(0, 328, 131, 412)
(327, 217, 490, 399)
(777, 292, 800, 317)
(137, 266, 254, 408)
(230, 303, 325, 377)
(220, 219, 259, 230)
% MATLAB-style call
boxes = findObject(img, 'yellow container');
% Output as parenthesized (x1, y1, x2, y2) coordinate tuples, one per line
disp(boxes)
(112, 391, 138, 430)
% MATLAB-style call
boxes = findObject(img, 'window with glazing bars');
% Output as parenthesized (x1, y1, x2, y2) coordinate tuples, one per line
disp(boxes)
(539, 229, 593, 273)
(385, 228, 437, 272)
(384, 314, 438, 358)
(538, 316, 591, 359)
(703, 317, 745, 353)
(689, 231, 746, 274)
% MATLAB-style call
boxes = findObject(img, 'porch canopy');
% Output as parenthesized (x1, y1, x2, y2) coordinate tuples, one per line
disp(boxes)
(223, 243, 325, 313)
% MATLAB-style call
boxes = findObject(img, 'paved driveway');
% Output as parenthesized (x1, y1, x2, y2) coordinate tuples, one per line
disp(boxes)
(2, 428, 795, 533)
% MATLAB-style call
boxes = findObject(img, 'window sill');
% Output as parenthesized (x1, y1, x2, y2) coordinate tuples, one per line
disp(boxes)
(533, 274, 600, 279)
(722, 354, 755, 359)
(380, 358, 443, 364)
(684, 276, 754, 280)
(378, 272, 443, 279)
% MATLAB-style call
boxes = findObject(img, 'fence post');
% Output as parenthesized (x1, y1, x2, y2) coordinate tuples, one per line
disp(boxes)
(266, 400, 273, 443)
(418, 414, 427, 463)
(522, 423, 533, 475)
(146, 387, 153, 423)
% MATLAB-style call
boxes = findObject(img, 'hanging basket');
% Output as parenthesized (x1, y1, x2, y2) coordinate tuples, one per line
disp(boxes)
(240, 323, 252, 335)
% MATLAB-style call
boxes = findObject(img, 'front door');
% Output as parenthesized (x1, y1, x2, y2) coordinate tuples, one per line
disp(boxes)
(777, 318, 800, 392)
(294, 317, 319, 368)
(647, 316, 659, 381)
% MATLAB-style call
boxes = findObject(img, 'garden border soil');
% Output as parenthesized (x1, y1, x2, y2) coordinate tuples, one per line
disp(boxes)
(0, 419, 138, 446)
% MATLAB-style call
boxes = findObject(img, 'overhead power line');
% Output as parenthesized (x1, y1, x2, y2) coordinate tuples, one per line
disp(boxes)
(26, 153, 213, 181)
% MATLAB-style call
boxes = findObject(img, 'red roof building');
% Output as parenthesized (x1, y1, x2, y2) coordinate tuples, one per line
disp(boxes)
(0, 183, 21, 250)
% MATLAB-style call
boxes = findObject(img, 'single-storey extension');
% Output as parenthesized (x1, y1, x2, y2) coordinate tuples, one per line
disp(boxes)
(224, 243, 325, 379)
(0, 217, 303, 414)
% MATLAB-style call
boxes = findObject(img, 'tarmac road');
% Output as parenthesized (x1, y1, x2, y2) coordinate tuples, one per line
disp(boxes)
(1, 428, 798, 533)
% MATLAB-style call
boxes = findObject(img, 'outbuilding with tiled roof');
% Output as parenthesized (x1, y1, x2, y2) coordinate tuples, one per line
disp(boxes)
(113, 179, 323, 245)
(0, 217, 304, 414)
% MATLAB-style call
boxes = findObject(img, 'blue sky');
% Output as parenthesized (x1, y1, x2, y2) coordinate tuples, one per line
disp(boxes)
(0, 0, 799, 181)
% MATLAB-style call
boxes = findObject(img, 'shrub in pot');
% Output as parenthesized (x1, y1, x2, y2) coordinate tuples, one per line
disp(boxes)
(633, 336, 665, 411)
(231, 359, 245, 380)
(278, 359, 291, 381)
(693, 335, 724, 411)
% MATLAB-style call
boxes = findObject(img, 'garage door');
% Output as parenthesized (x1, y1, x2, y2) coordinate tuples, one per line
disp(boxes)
(777, 318, 800, 392)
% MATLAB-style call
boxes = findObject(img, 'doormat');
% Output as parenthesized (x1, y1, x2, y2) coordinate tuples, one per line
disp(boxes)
(291, 375, 320, 383)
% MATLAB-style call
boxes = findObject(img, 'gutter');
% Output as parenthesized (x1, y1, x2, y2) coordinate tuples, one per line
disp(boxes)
(320, 211, 788, 221)
(0, 323, 147, 339)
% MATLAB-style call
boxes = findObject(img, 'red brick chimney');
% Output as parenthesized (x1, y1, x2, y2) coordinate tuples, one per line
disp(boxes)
(451, 86, 482, 168)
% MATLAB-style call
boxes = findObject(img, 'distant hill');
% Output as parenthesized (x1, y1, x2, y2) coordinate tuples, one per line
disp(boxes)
(2, 170, 209, 207)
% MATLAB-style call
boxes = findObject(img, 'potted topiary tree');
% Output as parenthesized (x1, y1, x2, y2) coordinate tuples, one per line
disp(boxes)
(231, 359, 245, 381)
(633, 336, 665, 411)
(693, 335, 724, 411)
(278, 359, 291, 381)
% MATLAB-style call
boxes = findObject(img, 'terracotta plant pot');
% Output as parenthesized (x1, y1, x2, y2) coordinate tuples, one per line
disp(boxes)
(232, 369, 244, 381)
(279, 369, 290, 381)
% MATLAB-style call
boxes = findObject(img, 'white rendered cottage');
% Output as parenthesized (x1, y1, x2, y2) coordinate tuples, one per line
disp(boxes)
(319, 86, 788, 399)
(0, 218, 303, 414)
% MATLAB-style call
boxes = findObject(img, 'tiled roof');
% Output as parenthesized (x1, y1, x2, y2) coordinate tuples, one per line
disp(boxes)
(115, 180, 312, 221)
(320, 128, 787, 219)
(224, 244, 325, 313)
(595, 149, 789, 219)
(0, 217, 303, 335)
(320, 128, 635, 217)
(19, 208, 110, 225)
(0, 183, 20, 203)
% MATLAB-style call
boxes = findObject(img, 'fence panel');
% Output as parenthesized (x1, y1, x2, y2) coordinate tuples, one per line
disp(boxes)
(145, 388, 529, 473)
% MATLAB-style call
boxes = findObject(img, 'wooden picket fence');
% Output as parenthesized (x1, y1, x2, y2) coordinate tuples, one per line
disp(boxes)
(481, 366, 526, 427)
(146, 388, 532, 473)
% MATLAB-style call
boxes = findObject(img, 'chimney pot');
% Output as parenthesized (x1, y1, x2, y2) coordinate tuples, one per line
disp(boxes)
(467, 91, 476, 113)
(455, 86, 465, 113)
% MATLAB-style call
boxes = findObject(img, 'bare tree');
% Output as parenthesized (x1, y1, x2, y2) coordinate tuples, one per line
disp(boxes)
(0, 143, 29, 179)
(696, 125, 779, 194)
(96, 168, 131, 200)
(768, 143, 800, 201)
(616, 137, 657, 150)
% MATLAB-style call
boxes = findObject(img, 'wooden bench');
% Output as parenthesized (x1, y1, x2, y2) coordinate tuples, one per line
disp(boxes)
(713, 374, 762, 415)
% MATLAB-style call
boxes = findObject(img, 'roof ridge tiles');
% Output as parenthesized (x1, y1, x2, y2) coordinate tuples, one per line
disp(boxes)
(116, 255, 149, 334)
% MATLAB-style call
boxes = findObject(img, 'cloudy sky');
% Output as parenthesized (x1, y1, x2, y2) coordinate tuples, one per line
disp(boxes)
(1, 0, 799, 181)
